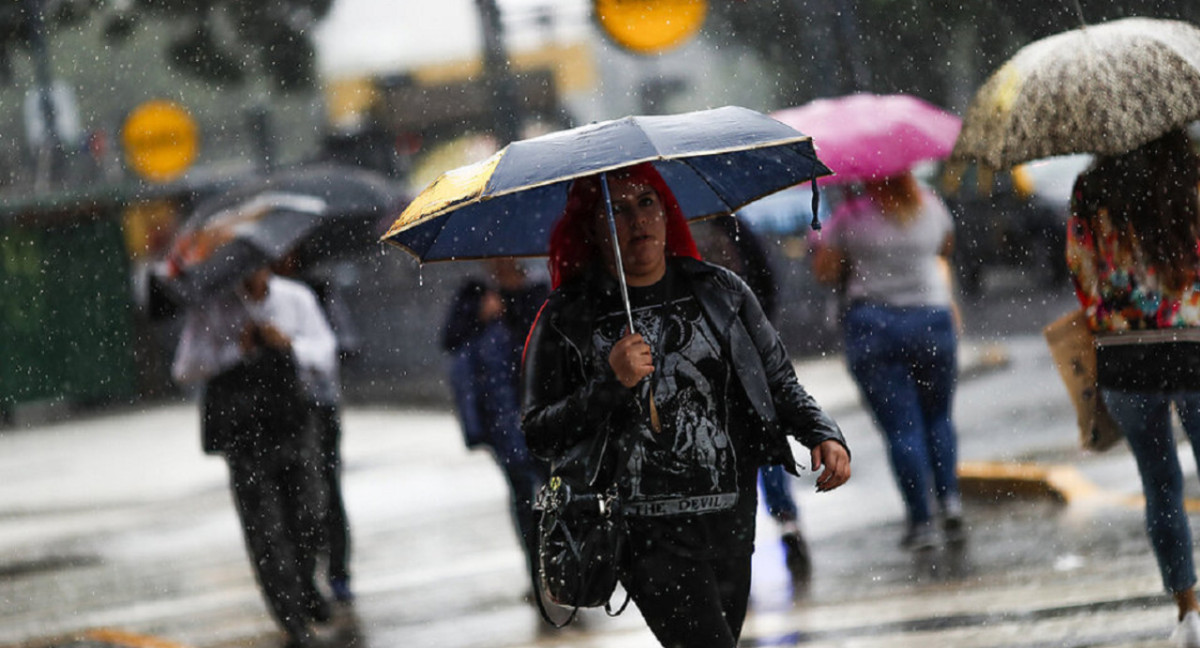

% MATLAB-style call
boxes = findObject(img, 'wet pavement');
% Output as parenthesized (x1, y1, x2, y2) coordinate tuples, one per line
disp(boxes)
(4, 295, 1200, 647)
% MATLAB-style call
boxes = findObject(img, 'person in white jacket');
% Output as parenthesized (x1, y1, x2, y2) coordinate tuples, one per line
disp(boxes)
(173, 265, 338, 648)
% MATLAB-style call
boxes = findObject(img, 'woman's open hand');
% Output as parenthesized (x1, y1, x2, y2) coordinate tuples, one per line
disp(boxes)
(811, 440, 851, 492)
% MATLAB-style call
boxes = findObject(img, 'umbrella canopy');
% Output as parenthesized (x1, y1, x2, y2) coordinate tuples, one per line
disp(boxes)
(153, 163, 401, 312)
(770, 93, 962, 185)
(382, 106, 831, 262)
(951, 17, 1200, 170)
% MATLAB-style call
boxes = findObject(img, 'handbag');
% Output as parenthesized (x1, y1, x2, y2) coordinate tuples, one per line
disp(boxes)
(531, 432, 630, 626)
(1043, 310, 1124, 452)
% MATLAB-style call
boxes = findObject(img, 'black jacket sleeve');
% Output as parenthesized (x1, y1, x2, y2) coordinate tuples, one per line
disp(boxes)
(727, 269, 848, 455)
(519, 296, 637, 461)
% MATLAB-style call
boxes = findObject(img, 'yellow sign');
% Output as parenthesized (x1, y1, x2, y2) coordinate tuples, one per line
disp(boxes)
(595, 0, 707, 55)
(122, 100, 199, 183)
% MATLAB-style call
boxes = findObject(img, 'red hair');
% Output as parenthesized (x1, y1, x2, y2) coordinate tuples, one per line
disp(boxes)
(547, 162, 700, 289)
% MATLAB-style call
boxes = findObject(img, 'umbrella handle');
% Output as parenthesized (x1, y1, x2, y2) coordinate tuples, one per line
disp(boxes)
(602, 172, 661, 433)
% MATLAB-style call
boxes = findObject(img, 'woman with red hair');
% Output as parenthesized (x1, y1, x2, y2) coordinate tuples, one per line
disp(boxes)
(523, 162, 851, 646)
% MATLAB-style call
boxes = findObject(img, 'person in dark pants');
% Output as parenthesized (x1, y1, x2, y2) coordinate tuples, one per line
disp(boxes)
(302, 268, 358, 605)
(442, 258, 550, 590)
(694, 215, 813, 583)
(522, 163, 851, 646)
(312, 395, 351, 603)
(173, 266, 338, 648)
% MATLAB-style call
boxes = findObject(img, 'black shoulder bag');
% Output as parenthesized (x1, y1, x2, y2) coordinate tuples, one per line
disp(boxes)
(531, 428, 631, 627)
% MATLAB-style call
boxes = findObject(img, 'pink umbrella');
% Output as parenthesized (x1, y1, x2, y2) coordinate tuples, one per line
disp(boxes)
(772, 93, 962, 185)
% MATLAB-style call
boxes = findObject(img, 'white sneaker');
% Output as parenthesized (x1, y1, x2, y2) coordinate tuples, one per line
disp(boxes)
(1173, 610, 1200, 648)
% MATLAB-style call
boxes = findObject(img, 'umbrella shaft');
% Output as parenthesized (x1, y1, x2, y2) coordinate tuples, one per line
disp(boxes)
(601, 172, 661, 433)
(601, 172, 636, 333)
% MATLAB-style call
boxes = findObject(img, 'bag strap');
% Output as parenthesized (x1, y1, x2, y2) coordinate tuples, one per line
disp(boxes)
(530, 547, 579, 627)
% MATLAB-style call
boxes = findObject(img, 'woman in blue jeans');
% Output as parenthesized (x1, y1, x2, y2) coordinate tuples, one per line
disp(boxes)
(1067, 129, 1200, 644)
(813, 172, 965, 550)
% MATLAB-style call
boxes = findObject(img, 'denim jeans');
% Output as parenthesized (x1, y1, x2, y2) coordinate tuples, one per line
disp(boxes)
(759, 464, 798, 522)
(843, 302, 960, 526)
(1101, 388, 1200, 593)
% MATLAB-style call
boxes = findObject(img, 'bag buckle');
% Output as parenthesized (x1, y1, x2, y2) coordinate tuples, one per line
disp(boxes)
(599, 486, 620, 518)
(536, 476, 568, 513)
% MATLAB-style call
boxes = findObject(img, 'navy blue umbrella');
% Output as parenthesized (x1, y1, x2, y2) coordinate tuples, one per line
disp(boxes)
(383, 106, 832, 262)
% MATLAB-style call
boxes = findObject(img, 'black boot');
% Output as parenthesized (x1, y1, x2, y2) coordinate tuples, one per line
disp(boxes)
(781, 531, 811, 582)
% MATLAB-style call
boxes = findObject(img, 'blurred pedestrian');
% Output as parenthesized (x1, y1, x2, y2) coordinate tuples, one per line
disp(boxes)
(693, 216, 811, 582)
(172, 265, 338, 648)
(522, 163, 850, 646)
(1067, 128, 1200, 645)
(441, 258, 550, 594)
(811, 171, 965, 551)
(281, 257, 357, 605)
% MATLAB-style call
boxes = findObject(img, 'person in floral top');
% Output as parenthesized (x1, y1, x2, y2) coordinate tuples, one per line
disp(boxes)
(1067, 128, 1200, 646)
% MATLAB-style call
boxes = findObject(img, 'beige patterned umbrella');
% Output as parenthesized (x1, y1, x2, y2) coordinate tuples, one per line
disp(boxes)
(951, 17, 1200, 170)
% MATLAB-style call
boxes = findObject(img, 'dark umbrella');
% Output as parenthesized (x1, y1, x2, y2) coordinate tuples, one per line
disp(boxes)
(150, 163, 401, 317)
(381, 105, 831, 330)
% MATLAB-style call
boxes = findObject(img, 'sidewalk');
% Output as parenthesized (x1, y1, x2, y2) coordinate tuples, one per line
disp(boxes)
(0, 341, 1014, 529)
(0, 340, 1013, 529)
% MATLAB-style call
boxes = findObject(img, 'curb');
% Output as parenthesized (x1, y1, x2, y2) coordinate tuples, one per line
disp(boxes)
(958, 461, 1104, 504)
(959, 460, 1200, 512)
(13, 629, 194, 648)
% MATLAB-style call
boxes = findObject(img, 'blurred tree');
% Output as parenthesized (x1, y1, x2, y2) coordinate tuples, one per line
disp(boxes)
(118, 0, 333, 91)
(0, 0, 333, 91)
(705, 0, 1200, 111)
(0, 0, 93, 83)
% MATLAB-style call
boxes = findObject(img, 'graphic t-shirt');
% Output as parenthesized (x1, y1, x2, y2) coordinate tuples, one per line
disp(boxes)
(590, 265, 757, 558)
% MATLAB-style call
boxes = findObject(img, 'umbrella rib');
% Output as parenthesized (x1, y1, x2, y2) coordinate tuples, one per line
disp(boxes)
(381, 236, 429, 263)
(677, 150, 829, 217)
(676, 157, 737, 215)
(383, 201, 472, 261)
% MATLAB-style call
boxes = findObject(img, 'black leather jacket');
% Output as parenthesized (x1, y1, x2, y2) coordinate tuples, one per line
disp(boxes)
(521, 257, 847, 476)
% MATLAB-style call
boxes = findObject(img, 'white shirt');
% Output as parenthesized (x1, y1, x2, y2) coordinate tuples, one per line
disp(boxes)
(822, 187, 954, 308)
(171, 276, 338, 403)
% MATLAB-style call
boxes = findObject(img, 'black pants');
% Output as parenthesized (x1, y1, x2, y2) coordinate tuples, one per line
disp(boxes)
(315, 403, 351, 583)
(621, 542, 753, 647)
(226, 417, 327, 637)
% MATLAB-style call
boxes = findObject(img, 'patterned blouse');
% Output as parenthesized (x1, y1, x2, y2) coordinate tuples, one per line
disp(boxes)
(1067, 201, 1200, 332)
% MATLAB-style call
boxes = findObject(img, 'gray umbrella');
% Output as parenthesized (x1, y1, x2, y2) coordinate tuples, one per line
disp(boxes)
(149, 163, 401, 318)
(951, 17, 1200, 170)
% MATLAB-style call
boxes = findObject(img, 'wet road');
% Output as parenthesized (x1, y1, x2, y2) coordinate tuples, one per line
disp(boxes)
(3, 277, 1197, 647)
